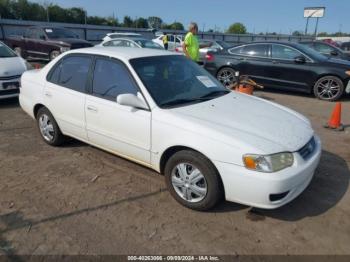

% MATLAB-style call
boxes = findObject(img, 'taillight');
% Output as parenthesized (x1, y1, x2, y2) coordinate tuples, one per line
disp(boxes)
(205, 53, 214, 61)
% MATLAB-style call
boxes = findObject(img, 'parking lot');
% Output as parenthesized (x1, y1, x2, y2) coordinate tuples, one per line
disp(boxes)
(0, 89, 349, 255)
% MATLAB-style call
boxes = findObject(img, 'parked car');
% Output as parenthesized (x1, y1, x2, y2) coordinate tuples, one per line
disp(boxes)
(0, 41, 30, 99)
(204, 41, 350, 101)
(299, 40, 350, 61)
(199, 40, 233, 61)
(340, 42, 350, 54)
(19, 47, 321, 211)
(153, 34, 183, 51)
(5, 26, 93, 61)
(102, 32, 142, 42)
(98, 37, 163, 50)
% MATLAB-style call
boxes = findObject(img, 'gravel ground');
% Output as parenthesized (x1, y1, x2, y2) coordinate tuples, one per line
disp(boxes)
(0, 90, 349, 255)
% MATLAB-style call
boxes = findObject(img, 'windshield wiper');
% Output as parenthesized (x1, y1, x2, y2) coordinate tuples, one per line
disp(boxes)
(199, 90, 230, 99)
(160, 98, 206, 107)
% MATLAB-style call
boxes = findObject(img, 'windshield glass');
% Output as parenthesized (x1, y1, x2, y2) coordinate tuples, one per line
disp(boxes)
(130, 55, 229, 108)
(296, 44, 328, 60)
(45, 28, 77, 39)
(0, 42, 17, 58)
(134, 40, 163, 49)
(216, 41, 232, 49)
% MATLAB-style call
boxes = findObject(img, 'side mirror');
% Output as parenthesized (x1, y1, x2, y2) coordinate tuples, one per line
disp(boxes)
(294, 56, 306, 64)
(330, 50, 339, 56)
(116, 93, 148, 110)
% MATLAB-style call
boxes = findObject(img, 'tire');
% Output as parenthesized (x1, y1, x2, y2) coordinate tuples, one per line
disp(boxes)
(49, 50, 60, 61)
(313, 76, 344, 101)
(164, 150, 223, 211)
(216, 67, 237, 88)
(36, 107, 65, 146)
(13, 47, 22, 57)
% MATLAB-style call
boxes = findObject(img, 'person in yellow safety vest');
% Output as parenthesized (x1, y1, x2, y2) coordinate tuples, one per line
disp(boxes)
(183, 22, 211, 64)
(162, 33, 169, 50)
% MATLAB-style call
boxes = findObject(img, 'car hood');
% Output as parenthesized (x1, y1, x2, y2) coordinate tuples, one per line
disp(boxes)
(48, 38, 92, 46)
(164, 92, 314, 154)
(324, 57, 350, 66)
(0, 57, 26, 76)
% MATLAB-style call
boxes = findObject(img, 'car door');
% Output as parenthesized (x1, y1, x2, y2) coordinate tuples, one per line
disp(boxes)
(23, 28, 37, 57)
(85, 56, 151, 165)
(267, 44, 314, 91)
(228, 44, 272, 86)
(44, 55, 92, 140)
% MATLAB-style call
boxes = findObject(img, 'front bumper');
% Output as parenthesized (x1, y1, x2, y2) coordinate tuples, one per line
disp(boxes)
(0, 78, 21, 99)
(214, 135, 322, 209)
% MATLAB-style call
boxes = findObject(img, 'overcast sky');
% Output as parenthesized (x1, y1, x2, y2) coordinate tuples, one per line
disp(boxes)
(31, 0, 349, 34)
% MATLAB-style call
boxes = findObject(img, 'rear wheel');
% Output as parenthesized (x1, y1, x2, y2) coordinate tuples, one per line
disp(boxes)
(164, 150, 223, 211)
(217, 67, 237, 88)
(313, 76, 344, 101)
(37, 107, 65, 146)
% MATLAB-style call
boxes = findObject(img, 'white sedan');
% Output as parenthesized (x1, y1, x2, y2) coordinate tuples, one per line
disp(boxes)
(0, 41, 29, 99)
(19, 47, 321, 211)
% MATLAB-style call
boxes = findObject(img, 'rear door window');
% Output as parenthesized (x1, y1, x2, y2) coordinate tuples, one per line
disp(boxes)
(56, 56, 92, 93)
(241, 44, 270, 57)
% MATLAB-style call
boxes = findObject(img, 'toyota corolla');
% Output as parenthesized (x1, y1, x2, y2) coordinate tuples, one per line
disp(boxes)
(19, 47, 321, 210)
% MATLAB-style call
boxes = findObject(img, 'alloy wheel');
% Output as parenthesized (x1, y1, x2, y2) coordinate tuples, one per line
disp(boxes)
(315, 78, 342, 100)
(217, 68, 236, 87)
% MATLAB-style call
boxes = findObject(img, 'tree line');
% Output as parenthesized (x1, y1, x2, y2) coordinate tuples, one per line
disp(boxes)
(0, 0, 185, 30)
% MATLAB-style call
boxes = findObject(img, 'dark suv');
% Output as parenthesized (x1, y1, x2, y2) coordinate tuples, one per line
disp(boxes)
(5, 26, 93, 60)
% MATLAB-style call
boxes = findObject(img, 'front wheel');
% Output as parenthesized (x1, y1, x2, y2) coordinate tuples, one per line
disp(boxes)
(164, 150, 223, 211)
(313, 76, 344, 101)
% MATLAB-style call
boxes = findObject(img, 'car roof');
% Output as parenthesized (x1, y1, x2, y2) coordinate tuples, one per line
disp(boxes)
(106, 37, 151, 41)
(66, 46, 179, 60)
(233, 41, 302, 48)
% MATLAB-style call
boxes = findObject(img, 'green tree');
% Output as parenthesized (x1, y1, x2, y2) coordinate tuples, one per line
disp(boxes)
(226, 22, 247, 34)
(123, 16, 134, 27)
(148, 16, 162, 29)
(292, 30, 303, 36)
(134, 17, 148, 28)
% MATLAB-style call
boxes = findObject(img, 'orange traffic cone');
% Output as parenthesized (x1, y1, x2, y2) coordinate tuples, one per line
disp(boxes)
(324, 102, 344, 131)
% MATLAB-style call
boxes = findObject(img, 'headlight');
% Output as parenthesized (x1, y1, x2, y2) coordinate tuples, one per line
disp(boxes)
(243, 152, 294, 173)
(345, 71, 350, 76)
(60, 47, 70, 53)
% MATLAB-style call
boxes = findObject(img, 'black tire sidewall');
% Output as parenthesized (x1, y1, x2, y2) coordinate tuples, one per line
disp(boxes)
(164, 150, 223, 211)
(314, 76, 344, 101)
(37, 107, 64, 146)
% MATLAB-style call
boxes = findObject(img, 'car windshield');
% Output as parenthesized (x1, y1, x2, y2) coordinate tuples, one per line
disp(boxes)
(216, 41, 232, 48)
(0, 42, 17, 58)
(134, 39, 163, 49)
(130, 55, 229, 108)
(45, 28, 77, 39)
(296, 44, 329, 60)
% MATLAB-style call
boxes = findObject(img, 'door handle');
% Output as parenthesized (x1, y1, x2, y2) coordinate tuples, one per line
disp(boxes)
(87, 105, 98, 112)
(272, 60, 279, 64)
(44, 91, 52, 97)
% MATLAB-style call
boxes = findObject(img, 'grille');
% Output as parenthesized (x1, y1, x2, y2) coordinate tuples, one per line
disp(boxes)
(0, 75, 21, 81)
(298, 137, 316, 160)
(0, 89, 20, 95)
